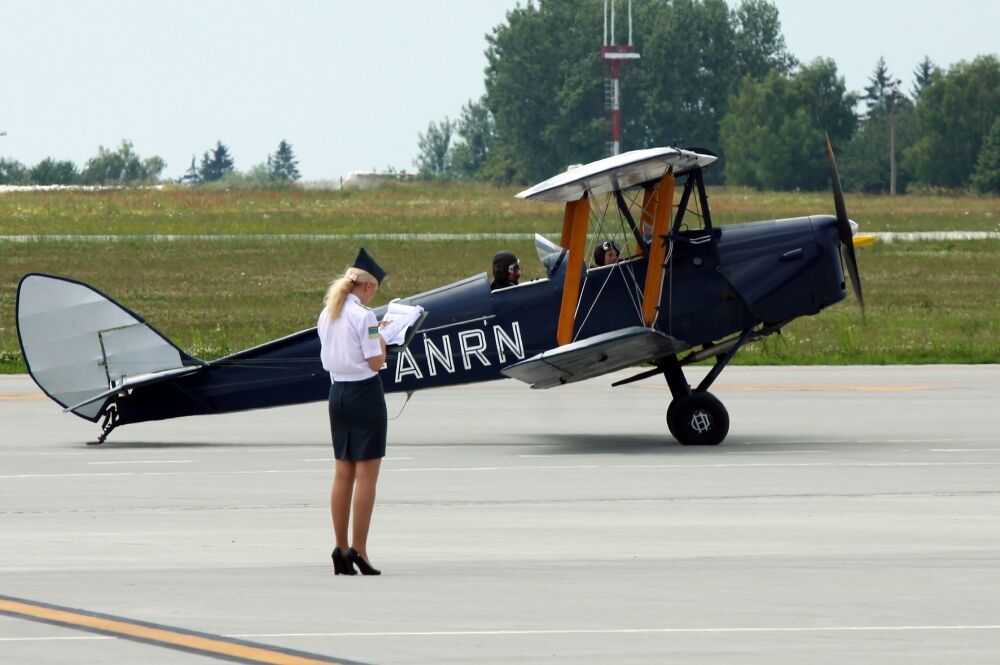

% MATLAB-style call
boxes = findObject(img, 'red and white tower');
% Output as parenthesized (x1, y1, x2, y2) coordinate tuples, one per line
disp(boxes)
(601, 0, 640, 156)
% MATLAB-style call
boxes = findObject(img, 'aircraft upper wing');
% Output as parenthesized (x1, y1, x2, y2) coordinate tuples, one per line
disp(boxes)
(515, 147, 717, 203)
(501, 326, 690, 389)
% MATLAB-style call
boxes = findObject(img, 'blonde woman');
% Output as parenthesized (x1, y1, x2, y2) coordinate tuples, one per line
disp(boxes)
(317, 248, 388, 576)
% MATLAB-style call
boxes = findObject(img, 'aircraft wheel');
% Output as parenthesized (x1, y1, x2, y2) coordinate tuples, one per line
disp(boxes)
(666, 399, 680, 440)
(668, 392, 729, 446)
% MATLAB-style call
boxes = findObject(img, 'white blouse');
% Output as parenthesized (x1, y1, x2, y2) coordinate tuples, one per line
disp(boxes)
(317, 294, 383, 382)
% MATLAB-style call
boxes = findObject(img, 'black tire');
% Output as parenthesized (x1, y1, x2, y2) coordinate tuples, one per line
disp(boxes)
(666, 399, 679, 439)
(667, 392, 729, 446)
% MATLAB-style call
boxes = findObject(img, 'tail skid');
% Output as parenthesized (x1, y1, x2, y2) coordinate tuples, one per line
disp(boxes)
(16, 274, 203, 422)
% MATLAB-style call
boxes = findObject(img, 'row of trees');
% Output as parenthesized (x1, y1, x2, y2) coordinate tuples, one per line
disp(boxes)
(0, 140, 300, 187)
(179, 140, 300, 185)
(415, 0, 1000, 193)
(0, 141, 164, 187)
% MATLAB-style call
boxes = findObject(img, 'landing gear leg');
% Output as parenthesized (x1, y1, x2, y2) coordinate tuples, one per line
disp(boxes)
(91, 405, 120, 446)
(661, 356, 691, 441)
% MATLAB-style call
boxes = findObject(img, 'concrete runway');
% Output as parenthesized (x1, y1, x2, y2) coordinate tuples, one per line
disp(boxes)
(1, 365, 999, 664)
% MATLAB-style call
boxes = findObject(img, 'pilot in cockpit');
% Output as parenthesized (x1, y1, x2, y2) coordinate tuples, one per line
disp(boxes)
(490, 251, 521, 290)
(593, 240, 621, 267)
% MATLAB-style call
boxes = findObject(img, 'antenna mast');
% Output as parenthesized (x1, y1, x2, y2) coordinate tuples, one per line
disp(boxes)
(601, 0, 640, 156)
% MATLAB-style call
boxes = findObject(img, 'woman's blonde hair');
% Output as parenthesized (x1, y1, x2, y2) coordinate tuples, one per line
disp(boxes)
(324, 267, 378, 321)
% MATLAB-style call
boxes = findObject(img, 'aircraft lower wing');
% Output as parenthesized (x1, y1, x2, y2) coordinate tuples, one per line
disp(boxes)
(501, 326, 689, 389)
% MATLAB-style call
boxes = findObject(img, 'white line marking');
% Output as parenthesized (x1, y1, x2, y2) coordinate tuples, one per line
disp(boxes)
(300, 457, 413, 462)
(931, 449, 1000, 452)
(229, 624, 1000, 638)
(726, 438, 998, 446)
(0, 446, 326, 457)
(86, 460, 194, 465)
(517, 454, 606, 458)
(0, 470, 324, 479)
(0, 636, 112, 642)
(3, 231, 997, 243)
(724, 451, 829, 455)
(7, 624, 1000, 643)
(881, 438, 999, 444)
(611, 462, 1000, 469)
(5, 461, 1000, 480)
(389, 465, 601, 472)
(7, 439, 994, 459)
(0, 233, 541, 243)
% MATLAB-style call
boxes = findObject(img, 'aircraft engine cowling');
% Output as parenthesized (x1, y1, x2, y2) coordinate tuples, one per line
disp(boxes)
(715, 216, 847, 325)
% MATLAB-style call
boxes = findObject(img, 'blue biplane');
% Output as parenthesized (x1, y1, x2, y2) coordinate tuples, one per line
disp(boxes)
(16, 138, 864, 446)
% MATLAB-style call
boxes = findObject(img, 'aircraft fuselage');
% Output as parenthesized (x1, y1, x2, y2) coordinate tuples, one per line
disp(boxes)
(114, 214, 846, 427)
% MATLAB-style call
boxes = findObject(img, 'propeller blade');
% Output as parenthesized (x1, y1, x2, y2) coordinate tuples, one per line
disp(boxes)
(842, 243, 864, 313)
(824, 133, 865, 313)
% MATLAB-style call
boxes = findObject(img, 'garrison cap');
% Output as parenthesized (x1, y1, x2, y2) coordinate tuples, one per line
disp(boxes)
(352, 247, 387, 284)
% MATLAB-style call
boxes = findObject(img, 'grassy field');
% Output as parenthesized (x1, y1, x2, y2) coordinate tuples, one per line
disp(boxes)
(0, 181, 997, 234)
(1, 184, 998, 373)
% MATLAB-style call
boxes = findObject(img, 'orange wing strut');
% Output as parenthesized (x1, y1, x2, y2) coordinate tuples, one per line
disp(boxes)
(556, 195, 590, 346)
(641, 172, 675, 326)
(634, 186, 656, 257)
(560, 201, 575, 249)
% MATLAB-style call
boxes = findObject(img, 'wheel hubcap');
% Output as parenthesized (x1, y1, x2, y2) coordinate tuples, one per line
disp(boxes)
(690, 410, 712, 433)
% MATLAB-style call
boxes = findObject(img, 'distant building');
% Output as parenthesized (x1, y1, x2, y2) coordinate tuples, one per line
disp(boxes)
(341, 171, 415, 190)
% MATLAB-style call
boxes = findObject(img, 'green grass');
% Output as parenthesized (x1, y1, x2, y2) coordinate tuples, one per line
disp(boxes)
(0, 182, 996, 235)
(1, 184, 998, 373)
(0, 184, 558, 236)
(708, 188, 999, 232)
(737, 240, 1000, 365)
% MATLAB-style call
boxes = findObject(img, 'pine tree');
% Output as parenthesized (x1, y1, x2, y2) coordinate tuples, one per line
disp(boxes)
(181, 156, 200, 184)
(970, 117, 1000, 193)
(863, 57, 895, 118)
(911, 56, 935, 101)
(450, 98, 495, 179)
(414, 119, 453, 178)
(198, 141, 235, 182)
(266, 140, 300, 182)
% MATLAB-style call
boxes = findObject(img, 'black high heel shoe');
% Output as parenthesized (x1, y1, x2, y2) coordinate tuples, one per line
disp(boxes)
(346, 548, 381, 576)
(331, 547, 356, 575)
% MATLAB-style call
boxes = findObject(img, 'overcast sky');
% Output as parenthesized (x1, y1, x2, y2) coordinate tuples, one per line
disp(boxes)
(1, 1, 997, 181)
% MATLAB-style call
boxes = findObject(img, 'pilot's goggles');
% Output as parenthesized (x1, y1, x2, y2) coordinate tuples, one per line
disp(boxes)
(508, 261, 521, 273)
(601, 241, 618, 251)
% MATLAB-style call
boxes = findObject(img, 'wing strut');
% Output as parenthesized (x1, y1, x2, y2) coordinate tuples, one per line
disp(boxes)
(641, 171, 675, 326)
(634, 185, 656, 257)
(557, 194, 590, 346)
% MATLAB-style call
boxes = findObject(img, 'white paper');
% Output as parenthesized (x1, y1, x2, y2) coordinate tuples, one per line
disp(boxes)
(378, 302, 425, 346)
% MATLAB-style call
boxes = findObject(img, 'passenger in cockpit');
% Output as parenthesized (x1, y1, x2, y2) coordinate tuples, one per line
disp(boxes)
(593, 240, 621, 266)
(490, 251, 521, 290)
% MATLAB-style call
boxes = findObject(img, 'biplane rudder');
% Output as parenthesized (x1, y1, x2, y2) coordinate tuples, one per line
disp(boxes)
(15, 273, 201, 422)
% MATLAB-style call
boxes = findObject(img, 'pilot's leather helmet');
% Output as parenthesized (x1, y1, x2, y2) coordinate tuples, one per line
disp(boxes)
(492, 251, 519, 283)
(593, 240, 621, 266)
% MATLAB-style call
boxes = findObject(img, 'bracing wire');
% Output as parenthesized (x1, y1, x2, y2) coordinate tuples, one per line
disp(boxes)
(388, 391, 414, 420)
(571, 188, 606, 327)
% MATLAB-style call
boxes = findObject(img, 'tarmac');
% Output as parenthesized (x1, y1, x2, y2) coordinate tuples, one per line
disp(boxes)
(1, 365, 999, 664)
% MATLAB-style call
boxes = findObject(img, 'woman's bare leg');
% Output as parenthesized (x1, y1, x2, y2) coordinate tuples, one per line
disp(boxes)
(350, 458, 382, 560)
(332, 460, 356, 549)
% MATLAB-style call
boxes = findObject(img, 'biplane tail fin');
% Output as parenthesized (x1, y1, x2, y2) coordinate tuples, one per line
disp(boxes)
(16, 274, 202, 422)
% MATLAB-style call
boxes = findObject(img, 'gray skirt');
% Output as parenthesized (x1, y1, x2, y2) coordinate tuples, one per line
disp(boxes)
(328, 375, 387, 461)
